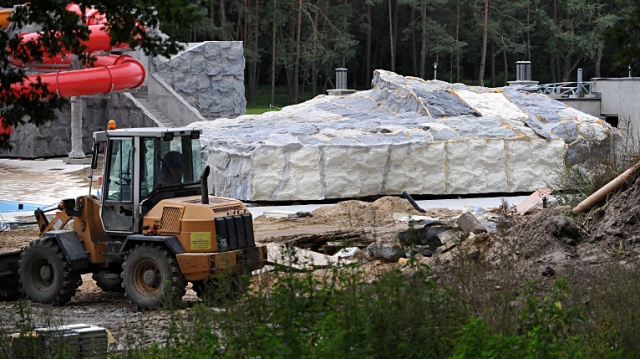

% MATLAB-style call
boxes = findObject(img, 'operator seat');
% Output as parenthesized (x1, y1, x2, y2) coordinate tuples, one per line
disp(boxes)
(159, 151, 184, 186)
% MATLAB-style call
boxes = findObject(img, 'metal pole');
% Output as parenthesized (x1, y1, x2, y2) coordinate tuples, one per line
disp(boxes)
(577, 68, 583, 98)
(68, 55, 85, 159)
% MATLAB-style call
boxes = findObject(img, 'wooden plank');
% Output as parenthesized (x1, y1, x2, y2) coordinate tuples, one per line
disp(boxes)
(515, 188, 552, 215)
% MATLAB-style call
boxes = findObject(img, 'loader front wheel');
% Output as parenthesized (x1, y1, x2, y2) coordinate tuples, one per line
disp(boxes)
(19, 239, 81, 305)
(122, 244, 186, 310)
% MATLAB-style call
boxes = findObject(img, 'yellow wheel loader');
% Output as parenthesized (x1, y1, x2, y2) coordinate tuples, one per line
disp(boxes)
(0, 126, 267, 309)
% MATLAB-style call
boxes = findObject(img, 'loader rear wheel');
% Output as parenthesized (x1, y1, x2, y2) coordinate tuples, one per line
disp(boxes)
(93, 270, 125, 293)
(122, 244, 186, 310)
(19, 239, 81, 305)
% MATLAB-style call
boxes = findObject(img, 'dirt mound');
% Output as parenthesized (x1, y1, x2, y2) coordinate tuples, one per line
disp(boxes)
(589, 173, 640, 244)
(310, 196, 460, 228)
(506, 207, 582, 266)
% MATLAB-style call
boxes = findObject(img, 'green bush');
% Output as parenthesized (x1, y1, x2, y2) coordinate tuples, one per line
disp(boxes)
(9, 256, 640, 358)
(451, 279, 590, 359)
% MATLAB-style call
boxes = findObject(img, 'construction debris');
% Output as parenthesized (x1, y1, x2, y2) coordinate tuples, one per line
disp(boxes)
(516, 188, 552, 215)
(266, 243, 356, 270)
(456, 212, 487, 234)
(367, 243, 405, 262)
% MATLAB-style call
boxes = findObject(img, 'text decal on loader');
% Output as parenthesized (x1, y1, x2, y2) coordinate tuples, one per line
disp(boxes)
(190, 232, 212, 250)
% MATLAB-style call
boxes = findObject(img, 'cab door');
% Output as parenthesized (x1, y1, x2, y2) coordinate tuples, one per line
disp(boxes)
(101, 138, 135, 233)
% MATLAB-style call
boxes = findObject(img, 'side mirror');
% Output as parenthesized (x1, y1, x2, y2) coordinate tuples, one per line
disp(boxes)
(91, 142, 99, 169)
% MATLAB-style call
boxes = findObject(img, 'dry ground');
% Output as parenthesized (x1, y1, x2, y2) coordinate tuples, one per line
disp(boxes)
(2, 165, 640, 352)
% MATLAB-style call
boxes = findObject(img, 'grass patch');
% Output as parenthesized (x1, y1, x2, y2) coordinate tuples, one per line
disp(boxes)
(246, 85, 316, 115)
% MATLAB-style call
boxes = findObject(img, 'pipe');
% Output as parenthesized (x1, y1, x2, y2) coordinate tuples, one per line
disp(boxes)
(201, 165, 211, 205)
(572, 162, 640, 213)
(402, 191, 426, 213)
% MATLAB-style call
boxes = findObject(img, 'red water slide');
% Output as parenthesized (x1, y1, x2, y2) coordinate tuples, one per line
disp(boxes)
(0, 3, 146, 136)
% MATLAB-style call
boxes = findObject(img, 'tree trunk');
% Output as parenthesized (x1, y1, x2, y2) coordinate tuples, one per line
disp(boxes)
(503, 49, 508, 86)
(366, 4, 372, 85)
(455, 0, 460, 82)
(246, 0, 260, 106)
(220, 0, 227, 39)
(595, 47, 602, 78)
(270, 0, 277, 105)
(210, 0, 215, 39)
(526, 3, 531, 60)
(490, 42, 495, 87)
(292, 0, 303, 103)
(419, 0, 427, 79)
(411, 8, 417, 75)
(388, 0, 395, 71)
(312, 3, 319, 96)
(393, 0, 398, 70)
(478, 0, 489, 86)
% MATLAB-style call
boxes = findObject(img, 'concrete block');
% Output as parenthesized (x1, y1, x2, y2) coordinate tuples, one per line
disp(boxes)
(446, 139, 508, 194)
(385, 142, 447, 194)
(323, 145, 388, 198)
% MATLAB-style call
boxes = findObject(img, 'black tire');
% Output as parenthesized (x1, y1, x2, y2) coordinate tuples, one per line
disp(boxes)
(192, 272, 250, 304)
(18, 239, 81, 305)
(121, 244, 186, 310)
(93, 270, 125, 293)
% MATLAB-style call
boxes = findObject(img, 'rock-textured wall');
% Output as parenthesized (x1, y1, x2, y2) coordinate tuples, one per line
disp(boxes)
(195, 70, 616, 201)
(154, 41, 246, 119)
(1, 41, 246, 158)
(0, 93, 156, 158)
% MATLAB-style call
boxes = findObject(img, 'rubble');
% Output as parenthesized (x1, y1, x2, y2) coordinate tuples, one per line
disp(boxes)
(367, 244, 405, 262)
(456, 212, 487, 234)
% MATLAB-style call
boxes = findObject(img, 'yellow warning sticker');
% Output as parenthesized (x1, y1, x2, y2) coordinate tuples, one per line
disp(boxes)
(190, 232, 211, 250)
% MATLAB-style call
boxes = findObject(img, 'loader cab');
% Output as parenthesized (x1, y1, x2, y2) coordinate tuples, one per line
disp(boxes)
(92, 127, 203, 236)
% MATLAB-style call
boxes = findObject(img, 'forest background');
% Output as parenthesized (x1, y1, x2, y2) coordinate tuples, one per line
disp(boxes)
(2, 0, 639, 109)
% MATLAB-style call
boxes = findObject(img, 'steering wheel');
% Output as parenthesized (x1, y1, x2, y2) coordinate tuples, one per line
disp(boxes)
(114, 173, 131, 186)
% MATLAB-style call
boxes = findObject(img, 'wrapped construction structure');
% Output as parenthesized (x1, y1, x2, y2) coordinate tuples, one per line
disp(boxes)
(196, 70, 616, 202)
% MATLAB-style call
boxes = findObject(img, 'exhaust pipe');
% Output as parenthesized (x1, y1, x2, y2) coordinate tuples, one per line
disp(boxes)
(201, 165, 211, 204)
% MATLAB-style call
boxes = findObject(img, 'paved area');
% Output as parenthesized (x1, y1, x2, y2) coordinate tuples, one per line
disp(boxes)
(0, 157, 529, 226)
(0, 158, 93, 224)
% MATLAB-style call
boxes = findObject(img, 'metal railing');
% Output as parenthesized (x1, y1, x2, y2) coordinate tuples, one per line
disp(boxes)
(520, 81, 595, 98)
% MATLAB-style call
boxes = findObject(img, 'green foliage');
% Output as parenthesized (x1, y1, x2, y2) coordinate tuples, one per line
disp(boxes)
(451, 279, 590, 359)
(0, 0, 202, 151)
(577, 264, 640, 358)
(9, 259, 640, 358)
(604, 4, 640, 73)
